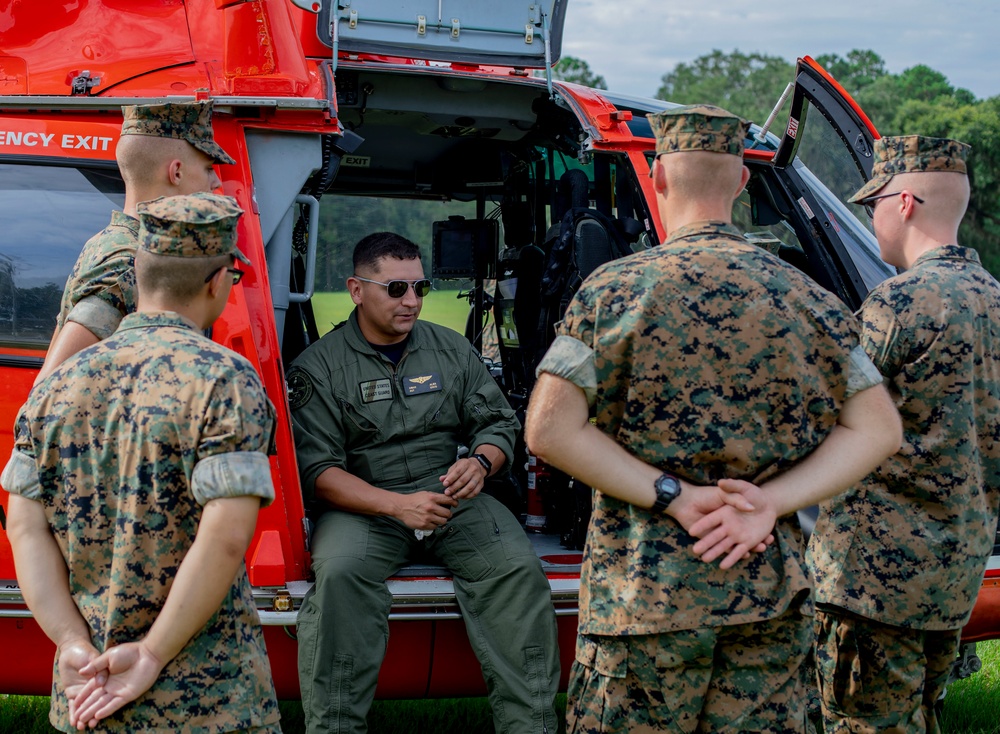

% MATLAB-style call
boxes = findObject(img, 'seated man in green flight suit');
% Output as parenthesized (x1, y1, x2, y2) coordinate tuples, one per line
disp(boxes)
(287, 231, 560, 734)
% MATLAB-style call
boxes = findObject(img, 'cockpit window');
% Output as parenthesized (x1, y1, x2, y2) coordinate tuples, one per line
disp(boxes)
(0, 162, 124, 348)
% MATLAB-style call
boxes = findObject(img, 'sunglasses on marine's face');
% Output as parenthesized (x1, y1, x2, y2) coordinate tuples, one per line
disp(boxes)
(860, 191, 925, 220)
(354, 276, 432, 298)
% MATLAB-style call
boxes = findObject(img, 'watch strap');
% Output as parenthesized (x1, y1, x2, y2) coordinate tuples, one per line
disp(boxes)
(652, 473, 681, 513)
(471, 452, 493, 475)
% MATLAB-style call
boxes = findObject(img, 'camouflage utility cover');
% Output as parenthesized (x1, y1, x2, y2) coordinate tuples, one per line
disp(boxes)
(647, 104, 749, 158)
(138, 192, 249, 264)
(56, 211, 139, 339)
(537, 221, 880, 635)
(849, 135, 971, 202)
(810, 245, 1000, 629)
(5, 311, 279, 731)
(121, 100, 236, 165)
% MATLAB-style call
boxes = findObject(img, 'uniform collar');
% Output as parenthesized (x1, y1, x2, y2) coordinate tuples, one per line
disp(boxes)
(910, 244, 980, 269)
(344, 308, 424, 355)
(110, 209, 140, 233)
(665, 220, 745, 245)
(117, 310, 202, 333)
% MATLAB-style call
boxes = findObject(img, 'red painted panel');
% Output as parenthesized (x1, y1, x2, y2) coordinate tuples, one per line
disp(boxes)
(0, 0, 195, 96)
(0, 357, 40, 580)
(961, 578, 1000, 644)
(0, 618, 56, 695)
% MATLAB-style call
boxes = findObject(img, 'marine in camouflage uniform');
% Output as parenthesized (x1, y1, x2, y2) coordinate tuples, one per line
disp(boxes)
(289, 232, 560, 734)
(526, 105, 900, 733)
(2, 193, 280, 733)
(808, 136, 1000, 734)
(39, 100, 233, 380)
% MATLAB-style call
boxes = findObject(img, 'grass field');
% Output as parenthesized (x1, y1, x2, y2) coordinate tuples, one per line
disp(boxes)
(3, 641, 998, 732)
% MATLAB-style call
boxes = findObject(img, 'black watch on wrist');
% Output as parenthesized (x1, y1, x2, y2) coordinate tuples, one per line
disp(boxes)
(652, 473, 681, 513)
(471, 452, 493, 475)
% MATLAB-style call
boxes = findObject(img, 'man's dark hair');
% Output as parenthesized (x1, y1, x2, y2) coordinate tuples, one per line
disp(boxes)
(353, 232, 421, 273)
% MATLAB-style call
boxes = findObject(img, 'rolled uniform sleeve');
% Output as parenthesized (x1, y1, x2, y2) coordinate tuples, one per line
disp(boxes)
(191, 452, 274, 506)
(846, 344, 884, 397)
(1, 410, 41, 500)
(536, 283, 600, 405)
(67, 294, 128, 340)
(858, 291, 908, 379)
(192, 368, 277, 507)
(535, 334, 598, 406)
(1, 450, 40, 500)
(63, 250, 137, 338)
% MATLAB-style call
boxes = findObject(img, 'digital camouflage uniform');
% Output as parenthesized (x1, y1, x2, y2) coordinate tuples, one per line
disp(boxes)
(56, 210, 140, 339)
(809, 135, 1000, 734)
(289, 312, 560, 734)
(55, 100, 233, 339)
(2, 193, 280, 733)
(536, 105, 883, 734)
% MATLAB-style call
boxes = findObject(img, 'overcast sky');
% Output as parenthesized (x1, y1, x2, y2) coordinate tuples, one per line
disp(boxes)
(561, 1, 999, 102)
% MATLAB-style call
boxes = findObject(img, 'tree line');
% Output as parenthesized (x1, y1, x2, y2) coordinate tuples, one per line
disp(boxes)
(656, 49, 1000, 274)
(557, 50, 999, 274)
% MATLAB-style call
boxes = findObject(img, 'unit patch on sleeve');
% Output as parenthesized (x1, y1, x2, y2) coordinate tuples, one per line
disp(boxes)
(286, 367, 314, 411)
(359, 378, 393, 403)
(403, 373, 442, 396)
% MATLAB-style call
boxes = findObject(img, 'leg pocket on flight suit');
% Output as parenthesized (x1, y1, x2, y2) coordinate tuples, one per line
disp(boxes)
(438, 522, 495, 582)
(474, 494, 535, 560)
(815, 612, 892, 718)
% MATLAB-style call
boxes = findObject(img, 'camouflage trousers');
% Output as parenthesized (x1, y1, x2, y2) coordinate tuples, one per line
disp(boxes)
(566, 602, 814, 733)
(814, 607, 961, 734)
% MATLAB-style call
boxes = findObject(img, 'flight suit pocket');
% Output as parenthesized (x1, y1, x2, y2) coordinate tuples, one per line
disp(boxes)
(474, 496, 535, 560)
(438, 523, 495, 582)
(465, 385, 515, 431)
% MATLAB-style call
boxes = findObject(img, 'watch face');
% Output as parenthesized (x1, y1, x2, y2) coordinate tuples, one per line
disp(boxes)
(655, 474, 681, 498)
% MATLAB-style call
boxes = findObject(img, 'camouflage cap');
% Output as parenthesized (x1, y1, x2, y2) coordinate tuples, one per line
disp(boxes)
(647, 104, 749, 159)
(137, 192, 249, 264)
(121, 101, 236, 165)
(848, 135, 971, 203)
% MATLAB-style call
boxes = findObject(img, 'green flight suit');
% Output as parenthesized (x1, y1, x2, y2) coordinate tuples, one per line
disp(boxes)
(288, 311, 560, 734)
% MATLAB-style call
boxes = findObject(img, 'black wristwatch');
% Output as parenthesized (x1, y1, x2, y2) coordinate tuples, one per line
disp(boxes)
(652, 473, 681, 513)
(471, 452, 493, 475)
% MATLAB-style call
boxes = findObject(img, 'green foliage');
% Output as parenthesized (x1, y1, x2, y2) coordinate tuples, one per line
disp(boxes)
(656, 48, 1000, 276)
(813, 50, 888, 93)
(655, 49, 795, 127)
(551, 56, 607, 89)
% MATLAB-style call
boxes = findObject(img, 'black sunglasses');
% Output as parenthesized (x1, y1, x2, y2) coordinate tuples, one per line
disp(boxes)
(859, 191, 925, 219)
(354, 276, 432, 298)
(205, 266, 245, 285)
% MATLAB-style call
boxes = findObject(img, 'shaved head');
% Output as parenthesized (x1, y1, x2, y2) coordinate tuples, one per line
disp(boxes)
(891, 170, 970, 229)
(116, 135, 193, 188)
(661, 151, 747, 202)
